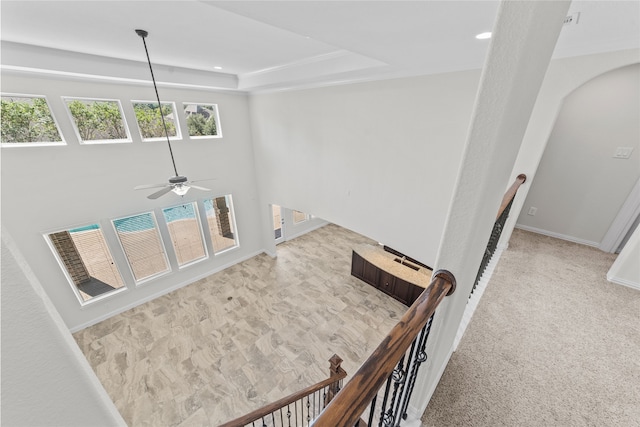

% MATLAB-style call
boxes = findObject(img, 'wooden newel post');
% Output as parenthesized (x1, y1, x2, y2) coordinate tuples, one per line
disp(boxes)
(325, 354, 343, 406)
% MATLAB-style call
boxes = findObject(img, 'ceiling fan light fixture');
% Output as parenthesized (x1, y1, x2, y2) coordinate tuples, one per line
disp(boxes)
(172, 185, 190, 196)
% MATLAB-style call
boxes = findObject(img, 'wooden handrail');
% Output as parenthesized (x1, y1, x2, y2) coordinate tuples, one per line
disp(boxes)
(220, 355, 347, 427)
(310, 270, 456, 427)
(497, 174, 526, 220)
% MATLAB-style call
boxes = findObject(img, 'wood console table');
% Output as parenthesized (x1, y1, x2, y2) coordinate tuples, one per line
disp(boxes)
(351, 244, 432, 306)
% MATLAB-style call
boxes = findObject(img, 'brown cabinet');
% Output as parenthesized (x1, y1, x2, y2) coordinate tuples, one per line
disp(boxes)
(351, 251, 365, 277)
(351, 251, 424, 306)
(378, 270, 396, 295)
(363, 261, 380, 286)
(394, 278, 414, 305)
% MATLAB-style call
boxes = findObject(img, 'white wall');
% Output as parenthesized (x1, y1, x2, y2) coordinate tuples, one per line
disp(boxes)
(1, 229, 126, 426)
(0, 73, 264, 331)
(516, 63, 640, 246)
(250, 70, 481, 265)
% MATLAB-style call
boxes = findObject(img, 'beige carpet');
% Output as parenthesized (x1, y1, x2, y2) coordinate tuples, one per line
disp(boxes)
(422, 229, 640, 427)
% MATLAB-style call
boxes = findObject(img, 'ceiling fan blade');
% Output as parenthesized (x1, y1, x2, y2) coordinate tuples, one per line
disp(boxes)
(134, 183, 169, 190)
(188, 185, 211, 191)
(147, 186, 173, 200)
(187, 178, 216, 184)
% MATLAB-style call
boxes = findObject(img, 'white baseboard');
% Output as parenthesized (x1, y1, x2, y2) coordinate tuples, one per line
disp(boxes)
(599, 177, 640, 253)
(284, 220, 329, 241)
(606, 275, 640, 291)
(452, 247, 504, 352)
(69, 249, 265, 333)
(406, 345, 454, 422)
(515, 224, 600, 248)
(401, 419, 422, 427)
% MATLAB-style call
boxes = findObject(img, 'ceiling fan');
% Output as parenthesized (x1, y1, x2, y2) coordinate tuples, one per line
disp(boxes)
(133, 29, 213, 200)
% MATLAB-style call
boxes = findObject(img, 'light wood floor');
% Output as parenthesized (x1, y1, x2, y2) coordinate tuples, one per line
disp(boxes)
(74, 224, 408, 426)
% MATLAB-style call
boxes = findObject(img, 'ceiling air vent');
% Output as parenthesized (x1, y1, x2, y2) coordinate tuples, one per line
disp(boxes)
(564, 12, 580, 26)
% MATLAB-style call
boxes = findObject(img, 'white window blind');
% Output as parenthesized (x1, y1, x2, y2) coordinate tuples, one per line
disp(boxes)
(293, 210, 309, 224)
(113, 213, 169, 281)
(162, 203, 207, 267)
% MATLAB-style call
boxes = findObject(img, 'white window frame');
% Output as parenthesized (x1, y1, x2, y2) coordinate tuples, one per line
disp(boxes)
(63, 96, 132, 145)
(162, 201, 209, 268)
(182, 102, 223, 139)
(1, 93, 66, 147)
(293, 210, 310, 224)
(112, 211, 171, 285)
(203, 194, 240, 255)
(131, 100, 182, 142)
(44, 224, 127, 306)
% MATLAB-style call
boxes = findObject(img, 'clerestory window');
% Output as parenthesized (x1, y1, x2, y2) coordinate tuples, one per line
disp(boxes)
(63, 97, 131, 144)
(132, 101, 181, 141)
(183, 103, 222, 138)
(1, 94, 65, 146)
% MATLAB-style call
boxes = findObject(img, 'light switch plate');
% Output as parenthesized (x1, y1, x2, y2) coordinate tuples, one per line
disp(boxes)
(613, 147, 634, 159)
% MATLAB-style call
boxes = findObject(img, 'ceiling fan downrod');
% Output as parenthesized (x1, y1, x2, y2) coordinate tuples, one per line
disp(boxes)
(136, 29, 180, 178)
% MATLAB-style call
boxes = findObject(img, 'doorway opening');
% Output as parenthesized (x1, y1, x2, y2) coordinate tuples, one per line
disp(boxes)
(272, 204, 284, 244)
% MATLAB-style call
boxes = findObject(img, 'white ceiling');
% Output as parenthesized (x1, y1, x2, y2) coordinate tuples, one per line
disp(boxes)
(1, 1, 639, 92)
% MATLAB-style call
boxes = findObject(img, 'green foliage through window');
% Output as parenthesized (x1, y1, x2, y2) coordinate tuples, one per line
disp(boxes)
(1, 95, 63, 144)
(133, 102, 178, 140)
(184, 103, 219, 137)
(65, 98, 128, 142)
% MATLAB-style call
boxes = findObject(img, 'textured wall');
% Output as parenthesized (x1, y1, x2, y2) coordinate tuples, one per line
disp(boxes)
(1, 231, 126, 426)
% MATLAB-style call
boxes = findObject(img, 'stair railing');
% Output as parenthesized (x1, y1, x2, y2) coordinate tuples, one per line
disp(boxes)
(470, 173, 527, 294)
(310, 270, 456, 427)
(220, 354, 347, 427)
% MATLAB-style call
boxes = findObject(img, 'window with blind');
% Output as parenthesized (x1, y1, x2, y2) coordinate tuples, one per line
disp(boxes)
(47, 224, 125, 304)
(293, 210, 309, 224)
(204, 195, 238, 254)
(112, 212, 170, 282)
(162, 202, 207, 267)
